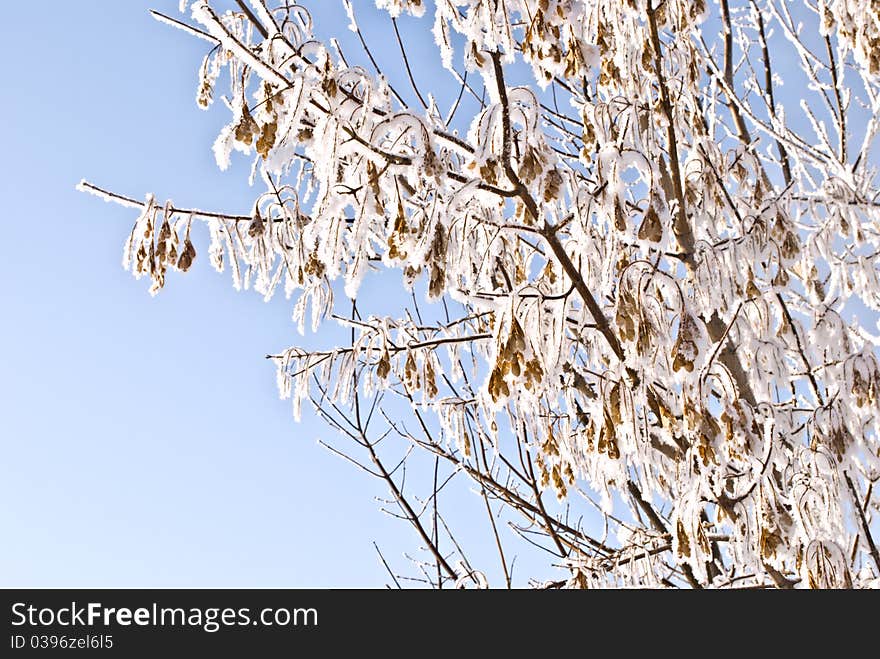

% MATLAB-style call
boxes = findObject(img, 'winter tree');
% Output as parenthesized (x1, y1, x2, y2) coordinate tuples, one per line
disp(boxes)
(80, 0, 880, 588)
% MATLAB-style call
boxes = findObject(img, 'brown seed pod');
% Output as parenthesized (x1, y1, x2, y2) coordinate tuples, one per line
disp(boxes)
(638, 204, 663, 242)
(234, 103, 259, 144)
(177, 239, 196, 272)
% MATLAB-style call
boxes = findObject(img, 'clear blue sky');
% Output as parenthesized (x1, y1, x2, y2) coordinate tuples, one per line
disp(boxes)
(0, 0, 452, 587)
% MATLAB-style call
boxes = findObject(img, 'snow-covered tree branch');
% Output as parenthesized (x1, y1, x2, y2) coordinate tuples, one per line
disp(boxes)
(82, 0, 880, 588)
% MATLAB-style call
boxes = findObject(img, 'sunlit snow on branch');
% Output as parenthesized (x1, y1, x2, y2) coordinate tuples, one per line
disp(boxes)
(81, 0, 880, 589)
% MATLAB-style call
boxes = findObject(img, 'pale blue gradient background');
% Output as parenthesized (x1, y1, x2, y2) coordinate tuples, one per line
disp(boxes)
(0, 1, 433, 587)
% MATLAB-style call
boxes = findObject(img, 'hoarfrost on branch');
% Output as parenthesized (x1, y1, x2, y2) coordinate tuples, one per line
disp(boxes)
(83, 0, 880, 589)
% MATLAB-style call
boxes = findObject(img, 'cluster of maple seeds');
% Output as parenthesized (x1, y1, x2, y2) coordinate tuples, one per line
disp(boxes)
(469, 157, 501, 186)
(758, 488, 793, 562)
(426, 224, 447, 299)
(400, 349, 439, 398)
(595, 17, 630, 90)
(133, 213, 196, 294)
(674, 517, 712, 562)
(811, 408, 855, 463)
(298, 250, 325, 284)
(517, 146, 547, 185)
(520, 1, 591, 81)
(487, 318, 544, 402)
(232, 82, 282, 159)
(534, 430, 576, 501)
(196, 48, 224, 110)
(615, 287, 639, 344)
(387, 199, 417, 261)
(577, 379, 625, 461)
(599, 382, 624, 460)
(683, 400, 720, 468)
